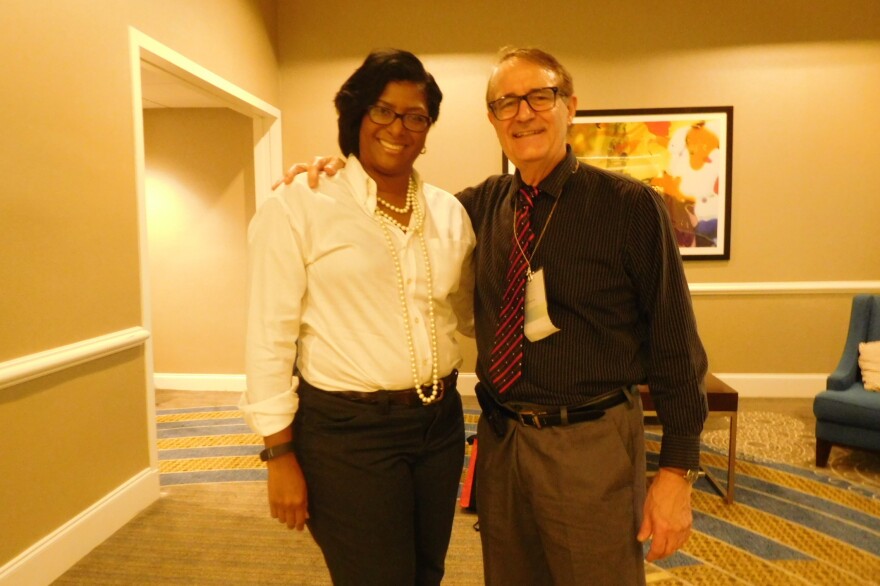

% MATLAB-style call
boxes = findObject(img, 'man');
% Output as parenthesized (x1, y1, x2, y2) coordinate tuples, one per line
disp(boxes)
(284, 47, 708, 586)
(458, 47, 707, 586)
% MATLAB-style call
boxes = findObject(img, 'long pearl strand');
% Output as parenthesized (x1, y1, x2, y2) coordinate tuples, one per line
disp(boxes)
(377, 188, 414, 214)
(375, 209, 409, 233)
(375, 176, 440, 404)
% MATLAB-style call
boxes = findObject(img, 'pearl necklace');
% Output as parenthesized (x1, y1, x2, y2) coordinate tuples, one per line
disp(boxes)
(377, 186, 414, 214)
(375, 209, 410, 232)
(375, 176, 440, 404)
(375, 177, 416, 231)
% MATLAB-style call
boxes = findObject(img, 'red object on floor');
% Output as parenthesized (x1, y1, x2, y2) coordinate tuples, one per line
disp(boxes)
(460, 437, 477, 510)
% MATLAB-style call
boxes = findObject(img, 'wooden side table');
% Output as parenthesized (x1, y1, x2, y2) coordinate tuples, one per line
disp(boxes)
(640, 373, 738, 503)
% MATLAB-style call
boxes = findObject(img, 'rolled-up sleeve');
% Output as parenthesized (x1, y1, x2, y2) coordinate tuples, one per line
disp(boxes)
(240, 192, 307, 437)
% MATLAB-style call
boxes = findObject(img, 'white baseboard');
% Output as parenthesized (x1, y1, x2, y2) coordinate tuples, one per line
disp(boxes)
(0, 469, 159, 586)
(712, 373, 825, 398)
(154, 373, 246, 392)
(153, 372, 476, 394)
(153, 372, 823, 398)
(457, 372, 477, 395)
(446, 373, 826, 399)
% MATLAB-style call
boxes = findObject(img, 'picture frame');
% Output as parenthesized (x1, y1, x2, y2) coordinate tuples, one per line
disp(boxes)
(503, 106, 733, 260)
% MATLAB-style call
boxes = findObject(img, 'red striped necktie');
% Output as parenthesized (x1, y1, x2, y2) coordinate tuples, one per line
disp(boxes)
(488, 185, 537, 394)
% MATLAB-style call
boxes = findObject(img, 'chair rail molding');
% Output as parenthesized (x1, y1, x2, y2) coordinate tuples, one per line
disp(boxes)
(0, 327, 151, 391)
(689, 280, 880, 296)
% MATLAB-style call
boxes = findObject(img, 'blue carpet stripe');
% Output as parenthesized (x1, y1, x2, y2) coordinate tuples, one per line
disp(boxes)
(652, 549, 701, 569)
(157, 424, 254, 439)
(744, 459, 878, 500)
(158, 445, 260, 460)
(160, 469, 267, 486)
(158, 418, 247, 430)
(709, 463, 880, 534)
(647, 456, 880, 555)
(693, 438, 880, 501)
(692, 512, 810, 560)
(720, 481, 880, 555)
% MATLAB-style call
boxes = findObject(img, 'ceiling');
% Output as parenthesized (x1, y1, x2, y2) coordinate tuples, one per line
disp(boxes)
(140, 61, 230, 109)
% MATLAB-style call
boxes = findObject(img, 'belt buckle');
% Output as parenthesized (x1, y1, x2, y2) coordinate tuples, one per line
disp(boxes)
(419, 377, 445, 405)
(435, 377, 446, 401)
(517, 410, 543, 429)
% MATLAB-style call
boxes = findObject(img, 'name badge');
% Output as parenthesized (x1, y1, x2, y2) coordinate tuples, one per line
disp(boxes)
(524, 268, 560, 342)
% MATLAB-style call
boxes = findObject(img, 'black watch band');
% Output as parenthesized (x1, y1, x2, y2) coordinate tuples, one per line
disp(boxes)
(259, 441, 296, 462)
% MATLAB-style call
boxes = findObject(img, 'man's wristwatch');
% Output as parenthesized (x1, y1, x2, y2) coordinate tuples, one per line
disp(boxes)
(259, 441, 296, 462)
(666, 467, 702, 485)
(680, 469, 702, 485)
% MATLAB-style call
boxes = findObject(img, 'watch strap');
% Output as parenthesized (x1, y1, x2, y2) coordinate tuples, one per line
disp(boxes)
(259, 441, 296, 462)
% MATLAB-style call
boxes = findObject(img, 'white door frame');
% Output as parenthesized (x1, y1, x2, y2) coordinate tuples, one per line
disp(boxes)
(128, 27, 282, 470)
(0, 29, 283, 586)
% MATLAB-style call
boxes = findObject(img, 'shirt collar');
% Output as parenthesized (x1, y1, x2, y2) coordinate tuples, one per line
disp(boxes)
(513, 145, 578, 201)
(345, 154, 424, 214)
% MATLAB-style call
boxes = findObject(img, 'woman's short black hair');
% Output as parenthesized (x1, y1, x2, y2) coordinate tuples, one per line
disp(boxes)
(335, 49, 442, 157)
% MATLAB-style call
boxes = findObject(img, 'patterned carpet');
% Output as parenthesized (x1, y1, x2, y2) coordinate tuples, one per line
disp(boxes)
(153, 406, 880, 585)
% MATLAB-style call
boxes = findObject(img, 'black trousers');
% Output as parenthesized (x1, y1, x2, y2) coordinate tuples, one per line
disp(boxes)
(293, 381, 465, 586)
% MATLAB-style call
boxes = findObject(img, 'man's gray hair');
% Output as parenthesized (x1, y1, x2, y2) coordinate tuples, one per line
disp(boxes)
(487, 46, 574, 101)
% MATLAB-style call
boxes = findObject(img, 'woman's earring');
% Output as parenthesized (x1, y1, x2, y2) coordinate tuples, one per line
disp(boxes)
(420, 146, 427, 155)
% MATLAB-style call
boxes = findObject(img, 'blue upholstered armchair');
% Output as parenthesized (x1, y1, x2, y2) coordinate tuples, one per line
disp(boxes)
(813, 294, 880, 466)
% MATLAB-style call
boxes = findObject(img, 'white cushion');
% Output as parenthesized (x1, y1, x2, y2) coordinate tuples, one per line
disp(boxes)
(859, 341, 880, 391)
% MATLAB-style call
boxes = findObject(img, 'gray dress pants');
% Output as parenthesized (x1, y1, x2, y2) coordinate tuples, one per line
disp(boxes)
(476, 394, 647, 586)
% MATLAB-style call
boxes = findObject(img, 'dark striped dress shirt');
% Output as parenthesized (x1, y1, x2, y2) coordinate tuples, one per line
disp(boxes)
(457, 147, 709, 469)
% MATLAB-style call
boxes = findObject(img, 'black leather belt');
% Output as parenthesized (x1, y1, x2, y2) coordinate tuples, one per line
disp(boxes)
(329, 370, 457, 407)
(497, 387, 630, 429)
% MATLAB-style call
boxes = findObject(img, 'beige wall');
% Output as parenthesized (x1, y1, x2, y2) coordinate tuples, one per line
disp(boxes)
(144, 108, 253, 374)
(2, 0, 879, 576)
(277, 0, 880, 375)
(0, 0, 277, 569)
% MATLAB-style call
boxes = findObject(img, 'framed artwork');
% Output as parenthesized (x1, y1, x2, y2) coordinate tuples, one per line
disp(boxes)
(504, 106, 733, 260)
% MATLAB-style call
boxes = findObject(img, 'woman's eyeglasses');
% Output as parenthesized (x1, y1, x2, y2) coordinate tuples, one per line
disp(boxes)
(367, 105, 432, 132)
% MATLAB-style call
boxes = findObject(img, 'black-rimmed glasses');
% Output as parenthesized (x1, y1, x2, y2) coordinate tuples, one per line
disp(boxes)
(367, 105, 432, 132)
(487, 87, 564, 121)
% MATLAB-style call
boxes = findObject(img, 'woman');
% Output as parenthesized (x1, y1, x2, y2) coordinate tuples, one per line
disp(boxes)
(239, 49, 475, 585)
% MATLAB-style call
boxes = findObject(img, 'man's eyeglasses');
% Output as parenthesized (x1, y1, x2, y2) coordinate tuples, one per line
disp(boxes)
(367, 105, 432, 132)
(487, 87, 564, 121)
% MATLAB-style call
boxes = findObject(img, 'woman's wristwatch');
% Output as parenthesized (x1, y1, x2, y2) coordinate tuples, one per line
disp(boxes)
(259, 441, 296, 462)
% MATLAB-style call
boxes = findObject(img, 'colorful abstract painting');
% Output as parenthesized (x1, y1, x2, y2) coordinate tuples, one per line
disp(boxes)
(502, 107, 733, 259)
(570, 107, 732, 259)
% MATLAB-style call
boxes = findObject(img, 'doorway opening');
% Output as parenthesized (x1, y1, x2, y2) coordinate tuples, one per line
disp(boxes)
(129, 28, 281, 471)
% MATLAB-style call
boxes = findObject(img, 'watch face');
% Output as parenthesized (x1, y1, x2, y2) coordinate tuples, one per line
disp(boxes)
(685, 469, 701, 484)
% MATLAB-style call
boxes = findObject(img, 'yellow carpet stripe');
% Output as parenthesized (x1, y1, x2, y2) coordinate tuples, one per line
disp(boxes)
(693, 490, 880, 583)
(774, 559, 877, 586)
(646, 439, 880, 518)
(160, 455, 262, 473)
(648, 436, 879, 582)
(157, 434, 261, 450)
(157, 410, 243, 423)
(644, 564, 683, 585)
(737, 454, 880, 516)
(704, 452, 880, 518)
(675, 531, 813, 585)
